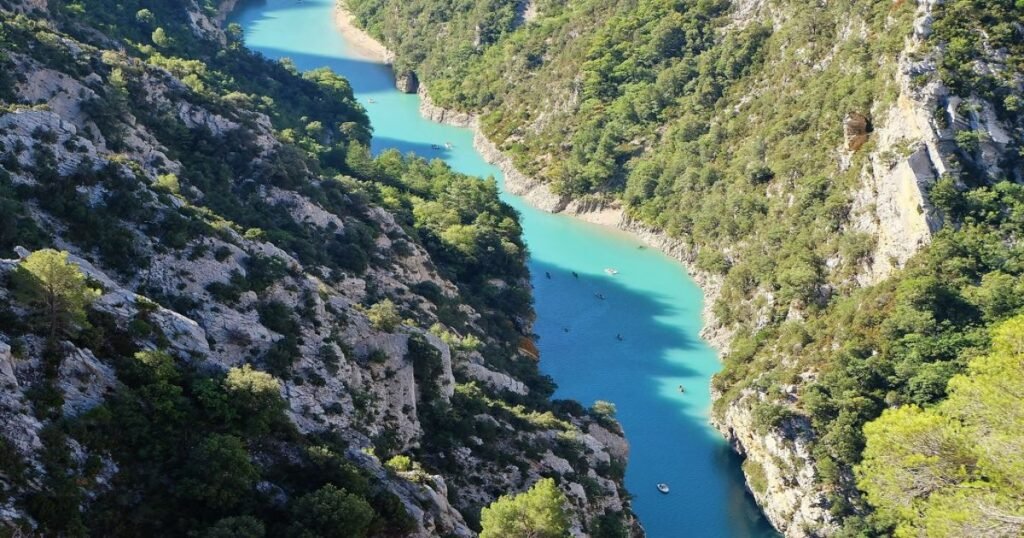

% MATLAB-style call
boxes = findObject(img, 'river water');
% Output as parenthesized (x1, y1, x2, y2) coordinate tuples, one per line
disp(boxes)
(231, 1, 777, 536)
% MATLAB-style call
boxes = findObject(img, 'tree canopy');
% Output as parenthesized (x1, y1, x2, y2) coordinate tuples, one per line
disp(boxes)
(479, 478, 570, 538)
(12, 249, 100, 340)
(857, 314, 1024, 537)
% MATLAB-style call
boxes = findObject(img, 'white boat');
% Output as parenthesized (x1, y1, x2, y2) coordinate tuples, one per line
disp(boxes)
(657, 483, 670, 494)
(604, 268, 619, 275)
(445, 142, 453, 149)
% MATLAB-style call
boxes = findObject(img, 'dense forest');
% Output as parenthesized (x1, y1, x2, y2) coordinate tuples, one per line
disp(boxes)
(347, 0, 1024, 534)
(0, 0, 635, 536)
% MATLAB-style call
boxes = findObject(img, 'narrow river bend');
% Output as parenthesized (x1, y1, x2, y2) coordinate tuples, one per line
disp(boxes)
(232, 1, 777, 536)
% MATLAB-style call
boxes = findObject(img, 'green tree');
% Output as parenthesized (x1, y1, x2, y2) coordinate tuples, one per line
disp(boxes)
(591, 400, 617, 420)
(179, 434, 258, 512)
(367, 299, 401, 332)
(288, 484, 375, 538)
(857, 314, 1024, 537)
(223, 364, 286, 436)
(480, 478, 570, 538)
(12, 249, 99, 340)
(135, 8, 154, 27)
(152, 27, 170, 48)
(225, 23, 244, 45)
(203, 516, 265, 538)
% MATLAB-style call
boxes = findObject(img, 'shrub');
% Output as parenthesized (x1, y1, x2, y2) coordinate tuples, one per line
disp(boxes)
(366, 299, 401, 332)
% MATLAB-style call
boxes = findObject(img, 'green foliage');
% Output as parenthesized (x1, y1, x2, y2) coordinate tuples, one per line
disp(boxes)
(154, 173, 180, 194)
(0, 171, 48, 256)
(385, 454, 413, 472)
(366, 299, 401, 331)
(930, 0, 1024, 112)
(742, 459, 768, 497)
(479, 477, 570, 538)
(179, 434, 259, 512)
(151, 26, 169, 48)
(57, 348, 382, 536)
(12, 249, 100, 341)
(203, 516, 265, 538)
(857, 314, 1024, 537)
(288, 484, 375, 538)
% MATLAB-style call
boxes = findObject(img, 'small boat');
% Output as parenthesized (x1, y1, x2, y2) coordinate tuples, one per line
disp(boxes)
(604, 268, 619, 276)
(657, 483, 670, 494)
(445, 141, 453, 149)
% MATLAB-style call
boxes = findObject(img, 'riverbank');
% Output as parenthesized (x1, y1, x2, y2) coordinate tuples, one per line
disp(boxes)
(333, 6, 392, 63)
(332, 2, 733, 353)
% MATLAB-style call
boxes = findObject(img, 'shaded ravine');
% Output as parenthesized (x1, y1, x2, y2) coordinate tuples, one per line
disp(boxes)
(231, 1, 777, 536)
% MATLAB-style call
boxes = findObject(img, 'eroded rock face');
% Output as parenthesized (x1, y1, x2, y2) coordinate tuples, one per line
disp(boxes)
(843, 112, 870, 151)
(713, 394, 840, 537)
(396, 70, 419, 93)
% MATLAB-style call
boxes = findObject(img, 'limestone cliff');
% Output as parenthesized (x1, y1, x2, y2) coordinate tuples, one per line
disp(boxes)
(0, 1, 637, 536)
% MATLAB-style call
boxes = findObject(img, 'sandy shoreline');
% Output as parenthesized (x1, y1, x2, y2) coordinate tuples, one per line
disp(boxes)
(332, 4, 391, 64)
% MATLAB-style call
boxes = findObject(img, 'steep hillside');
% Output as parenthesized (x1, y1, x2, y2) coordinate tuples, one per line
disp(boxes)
(344, 0, 1024, 535)
(0, 1, 639, 536)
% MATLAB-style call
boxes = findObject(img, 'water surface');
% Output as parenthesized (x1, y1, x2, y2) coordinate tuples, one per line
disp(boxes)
(232, 2, 777, 536)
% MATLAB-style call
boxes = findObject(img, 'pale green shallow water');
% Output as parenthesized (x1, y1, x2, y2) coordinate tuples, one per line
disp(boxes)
(231, 2, 778, 535)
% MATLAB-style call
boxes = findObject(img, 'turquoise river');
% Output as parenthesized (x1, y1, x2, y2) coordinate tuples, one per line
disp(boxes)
(232, 1, 778, 536)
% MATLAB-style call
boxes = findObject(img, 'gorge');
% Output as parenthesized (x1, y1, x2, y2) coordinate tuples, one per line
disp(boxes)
(1, 0, 1023, 536)
(231, 0, 777, 535)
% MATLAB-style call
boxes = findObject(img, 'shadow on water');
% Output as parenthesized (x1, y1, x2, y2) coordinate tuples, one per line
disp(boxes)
(528, 256, 778, 537)
(246, 46, 399, 93)
(372, 136, 454, 159)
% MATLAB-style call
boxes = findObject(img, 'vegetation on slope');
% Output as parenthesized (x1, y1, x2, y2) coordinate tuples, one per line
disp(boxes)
(857, 314, 1024, 537)
(346, 0, 1024, 533)
(0, 0, 634, 535)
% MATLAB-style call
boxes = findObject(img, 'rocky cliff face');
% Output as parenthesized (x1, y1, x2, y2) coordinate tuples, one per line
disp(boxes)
(0, 2, 636, 536)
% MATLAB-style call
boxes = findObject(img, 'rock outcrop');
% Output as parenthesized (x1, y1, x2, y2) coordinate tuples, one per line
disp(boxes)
(713, 394, 840, 537)
(842, 112, 870, 151)
(0, 2, 636, 535)
(396, 71, 419, 93)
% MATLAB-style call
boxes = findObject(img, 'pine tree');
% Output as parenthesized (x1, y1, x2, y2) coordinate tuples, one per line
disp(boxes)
(12, 249, 99, 341)
(480, 478, 570, 538)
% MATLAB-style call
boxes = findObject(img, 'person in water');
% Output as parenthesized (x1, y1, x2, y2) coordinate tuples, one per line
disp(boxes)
(572, 271, 579, 279)
(616, 334, 624, 341)
(545, 271, 551, 279)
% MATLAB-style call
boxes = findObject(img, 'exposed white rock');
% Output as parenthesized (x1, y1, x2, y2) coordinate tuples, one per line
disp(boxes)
(713, 394, 840, 537)
(0, 108, 100, 176)
(542, 450, 573, 475)
(460, 359, 529, 395)
(58, 346, 117, 417)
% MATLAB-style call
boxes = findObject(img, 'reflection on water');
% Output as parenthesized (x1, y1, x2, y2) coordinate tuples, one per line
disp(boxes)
(232, 1, 778, 535)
